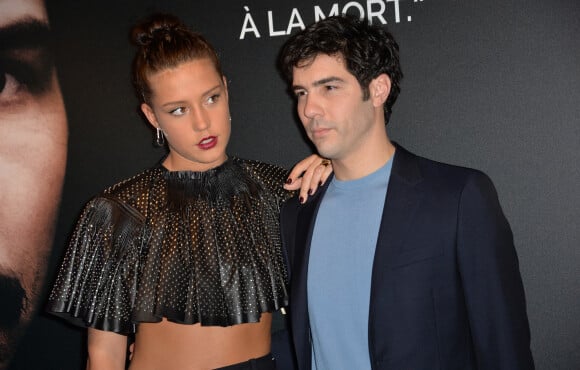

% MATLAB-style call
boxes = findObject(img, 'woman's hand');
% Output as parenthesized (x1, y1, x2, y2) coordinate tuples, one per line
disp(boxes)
(284, 154, 332, 203)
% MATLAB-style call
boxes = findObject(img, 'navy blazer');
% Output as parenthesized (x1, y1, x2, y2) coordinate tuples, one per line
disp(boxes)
(280, 145, 534, 370)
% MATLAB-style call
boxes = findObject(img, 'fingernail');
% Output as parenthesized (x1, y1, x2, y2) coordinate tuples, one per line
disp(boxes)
(308, 189, 313, 195)
(286, 178, 292, 184)
(299, 196, 305, 204)
(319, 181, 323, 187)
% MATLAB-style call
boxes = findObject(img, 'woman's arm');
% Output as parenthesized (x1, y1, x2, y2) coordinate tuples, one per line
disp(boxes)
(86, 328, 127, 370)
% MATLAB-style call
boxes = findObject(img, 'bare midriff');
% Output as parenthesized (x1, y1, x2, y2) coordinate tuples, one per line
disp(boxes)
(129, 313, 272, 370)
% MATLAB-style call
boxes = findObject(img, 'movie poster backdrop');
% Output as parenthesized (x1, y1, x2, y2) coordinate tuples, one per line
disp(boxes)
(2, 0, 579, 369)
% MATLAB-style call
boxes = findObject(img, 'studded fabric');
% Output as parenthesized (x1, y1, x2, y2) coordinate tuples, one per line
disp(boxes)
(47, 157, 291, 333)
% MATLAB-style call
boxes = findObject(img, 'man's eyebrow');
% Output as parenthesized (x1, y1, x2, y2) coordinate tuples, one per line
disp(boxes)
(0, 18, 52, 51)
(292, 76, 345, 91)
(313, 77, 344, 86)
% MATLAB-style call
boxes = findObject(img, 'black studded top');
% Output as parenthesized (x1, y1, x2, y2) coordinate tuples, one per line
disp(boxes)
(47, 157, 292, 334)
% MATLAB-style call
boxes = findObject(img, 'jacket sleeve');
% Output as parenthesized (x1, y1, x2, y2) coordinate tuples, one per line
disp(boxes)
(457, 171, 534, 369)
(279, 197, 300, 282)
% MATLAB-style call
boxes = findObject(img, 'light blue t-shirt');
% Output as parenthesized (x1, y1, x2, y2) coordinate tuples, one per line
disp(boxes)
(308, 159, 393, 370)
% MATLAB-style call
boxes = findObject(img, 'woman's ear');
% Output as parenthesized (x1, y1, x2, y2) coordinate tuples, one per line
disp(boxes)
(369, 74, 391, 107)
(222, 76, 229, 99)
(141, 103, 159, 129)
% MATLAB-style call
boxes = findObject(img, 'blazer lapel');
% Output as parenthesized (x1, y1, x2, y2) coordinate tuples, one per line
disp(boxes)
(290, 179, 331, 370)
(368, 145, 425, 344)
(376, 146, 425, 257)
(292, 191, 324, 293)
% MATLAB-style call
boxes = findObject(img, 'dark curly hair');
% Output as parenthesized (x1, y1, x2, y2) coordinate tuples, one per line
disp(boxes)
(130, 13, 222, 104)
(279, 15, 403, 123)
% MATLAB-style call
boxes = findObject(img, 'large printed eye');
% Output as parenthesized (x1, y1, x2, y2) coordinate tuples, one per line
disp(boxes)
(0, 54, 53, 109)
(0, 63, 28, 107)
(0, 20, 55, 109)
(0, 70, 21, 100)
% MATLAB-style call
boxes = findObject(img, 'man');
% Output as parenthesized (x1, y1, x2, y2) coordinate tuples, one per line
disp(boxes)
(0, 0, 67, 368)
(278, 16, 534, 369)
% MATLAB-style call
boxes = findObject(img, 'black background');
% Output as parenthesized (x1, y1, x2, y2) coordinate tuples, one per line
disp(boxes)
(8, 0, 580, 368)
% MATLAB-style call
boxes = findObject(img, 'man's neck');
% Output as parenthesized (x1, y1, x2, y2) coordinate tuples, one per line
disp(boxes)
(333, 139, 395, 181)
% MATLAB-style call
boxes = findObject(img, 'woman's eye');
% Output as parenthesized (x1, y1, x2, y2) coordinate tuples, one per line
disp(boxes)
(169, 107, 186, 116)
(207, 94, 220, 104)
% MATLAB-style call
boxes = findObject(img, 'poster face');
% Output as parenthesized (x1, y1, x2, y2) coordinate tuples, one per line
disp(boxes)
(0, 0, 66, 368)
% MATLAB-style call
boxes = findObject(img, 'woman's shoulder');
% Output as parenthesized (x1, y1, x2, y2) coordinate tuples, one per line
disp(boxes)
(104, 166, 160, 193)
(87, 166, 162, 217)
(233, 157, 289, 185)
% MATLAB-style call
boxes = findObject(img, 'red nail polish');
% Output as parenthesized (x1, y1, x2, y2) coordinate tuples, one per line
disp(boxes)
(299, 196, 305, 204)
(319, 181, 323, 187)
(308, 189, 313, 195)
(286, 178, 292, 184)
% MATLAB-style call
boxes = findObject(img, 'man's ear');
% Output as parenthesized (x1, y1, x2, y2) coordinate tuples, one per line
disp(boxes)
(369, 74, 391, 107)
(141, 103, 159, 129)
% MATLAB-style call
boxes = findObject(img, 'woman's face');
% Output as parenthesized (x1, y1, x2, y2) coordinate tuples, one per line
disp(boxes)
(141, 58, 231, 172)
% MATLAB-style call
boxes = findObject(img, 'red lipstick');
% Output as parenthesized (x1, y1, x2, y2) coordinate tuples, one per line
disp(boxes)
(198, 136, 217, 150)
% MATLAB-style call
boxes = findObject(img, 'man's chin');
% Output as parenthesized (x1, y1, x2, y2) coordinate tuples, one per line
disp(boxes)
(0, 274, 28, 369)
(0, 331, 19, 370)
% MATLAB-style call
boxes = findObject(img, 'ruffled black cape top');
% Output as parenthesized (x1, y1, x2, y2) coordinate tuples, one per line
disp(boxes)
(47, 157, 291, 334)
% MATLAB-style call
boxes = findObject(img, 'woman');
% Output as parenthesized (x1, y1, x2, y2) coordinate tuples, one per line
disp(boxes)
(47, 13, 328, 370)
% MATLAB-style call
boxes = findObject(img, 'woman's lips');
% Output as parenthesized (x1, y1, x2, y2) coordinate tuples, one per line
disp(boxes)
(198, 136, 217, 150)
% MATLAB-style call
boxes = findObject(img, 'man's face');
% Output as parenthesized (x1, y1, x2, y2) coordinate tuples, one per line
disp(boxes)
(0, 0, 67, 366)
(291, 53, 378, 165)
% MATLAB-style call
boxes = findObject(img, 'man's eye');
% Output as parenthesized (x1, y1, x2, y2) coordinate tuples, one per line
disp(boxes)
(294, 90, 306, 97)
(325, 85, 337, 91)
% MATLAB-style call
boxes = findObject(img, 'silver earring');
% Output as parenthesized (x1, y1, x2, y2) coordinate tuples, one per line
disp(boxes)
(155, 128, 165, 147)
